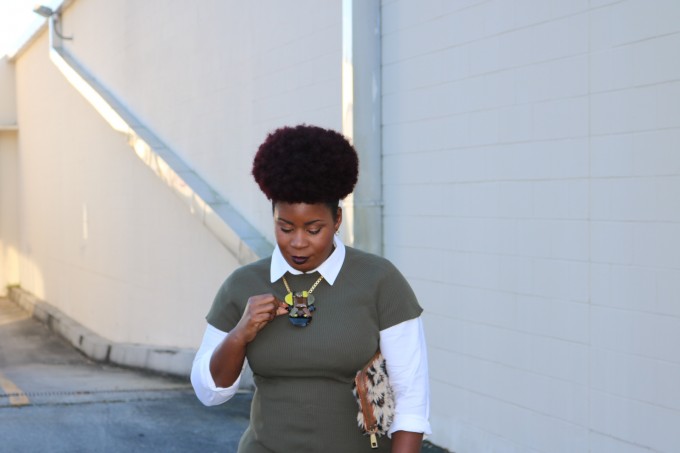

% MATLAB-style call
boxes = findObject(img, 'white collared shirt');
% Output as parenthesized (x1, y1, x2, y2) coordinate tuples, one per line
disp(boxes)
(191, 236, 431, 436)
(270, 235, 346, 284)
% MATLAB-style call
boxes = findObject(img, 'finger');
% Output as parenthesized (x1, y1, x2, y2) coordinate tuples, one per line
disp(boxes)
(263, 303, 279, 321)
(258, 308, 276, 321)
(275, 299, 289, 316)
(247, 294, 276, 308)
(245, 295, 284, 323)
(250, 298, 276, 314)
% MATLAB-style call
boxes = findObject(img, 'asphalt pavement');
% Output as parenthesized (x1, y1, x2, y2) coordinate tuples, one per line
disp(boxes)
(0, 297, 250, 453)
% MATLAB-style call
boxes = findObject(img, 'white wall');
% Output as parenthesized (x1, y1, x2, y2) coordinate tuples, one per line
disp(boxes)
(0, 56, 16, 125)
(381, 1, 680, 452)
(0, 131, 19, 296)
(10, 0, 344, 348)
(61, 0, 343, 242)
(0, 56, 19, 295)
(14, 29, 240, 348)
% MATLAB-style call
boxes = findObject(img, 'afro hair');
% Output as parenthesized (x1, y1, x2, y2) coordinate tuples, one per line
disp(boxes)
(252, 125, 359, 203)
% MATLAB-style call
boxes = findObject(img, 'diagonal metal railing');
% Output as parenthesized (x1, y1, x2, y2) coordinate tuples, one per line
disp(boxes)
(47, 20, 272, 264)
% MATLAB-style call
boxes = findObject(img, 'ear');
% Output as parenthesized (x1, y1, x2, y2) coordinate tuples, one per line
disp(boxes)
(334, 207, 342, 232)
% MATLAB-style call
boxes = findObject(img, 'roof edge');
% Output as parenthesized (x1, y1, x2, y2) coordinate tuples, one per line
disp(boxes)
(7, 0, 76, 62)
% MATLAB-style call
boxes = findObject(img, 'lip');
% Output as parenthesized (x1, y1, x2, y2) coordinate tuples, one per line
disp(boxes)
(291, 256, 309, 265)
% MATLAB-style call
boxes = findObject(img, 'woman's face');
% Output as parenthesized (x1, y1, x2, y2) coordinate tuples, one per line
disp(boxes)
(274, 202, 341, 273)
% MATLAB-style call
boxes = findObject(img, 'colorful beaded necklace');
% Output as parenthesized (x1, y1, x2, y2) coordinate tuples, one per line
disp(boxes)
(282, 275, 324, 327)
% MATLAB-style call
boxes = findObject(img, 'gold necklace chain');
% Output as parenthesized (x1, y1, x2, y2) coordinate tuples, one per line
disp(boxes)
(282, 274, 324, 294)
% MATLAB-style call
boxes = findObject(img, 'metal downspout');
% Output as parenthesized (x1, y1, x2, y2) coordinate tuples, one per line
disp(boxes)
(342, 0, 383, 255)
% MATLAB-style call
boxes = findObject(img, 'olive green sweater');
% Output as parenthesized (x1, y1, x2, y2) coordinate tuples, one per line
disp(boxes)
(207, 246, 422, 453)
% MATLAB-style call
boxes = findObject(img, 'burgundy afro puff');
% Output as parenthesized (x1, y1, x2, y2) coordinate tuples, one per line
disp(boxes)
(252, 125, 359, 203)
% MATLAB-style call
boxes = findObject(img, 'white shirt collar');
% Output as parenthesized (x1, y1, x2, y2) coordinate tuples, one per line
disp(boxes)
(270, 235, 345, 285)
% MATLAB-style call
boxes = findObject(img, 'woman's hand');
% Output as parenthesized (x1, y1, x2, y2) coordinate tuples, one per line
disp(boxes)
(231, 293, 289, 344)
(209, 294, 287, 388)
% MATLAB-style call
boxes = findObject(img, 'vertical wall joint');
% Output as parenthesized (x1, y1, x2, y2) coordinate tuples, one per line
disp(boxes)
(342, 0, 383, 255)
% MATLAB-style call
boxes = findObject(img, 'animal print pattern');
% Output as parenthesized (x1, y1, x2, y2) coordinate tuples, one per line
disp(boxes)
(353, 352, 395, 436)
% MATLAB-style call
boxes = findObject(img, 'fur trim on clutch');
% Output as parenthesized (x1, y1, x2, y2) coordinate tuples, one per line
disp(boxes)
(352, 351, 395, 448)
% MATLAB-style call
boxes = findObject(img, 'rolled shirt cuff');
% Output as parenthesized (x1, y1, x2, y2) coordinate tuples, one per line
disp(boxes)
(388, 414, 432, 437)
(191, 342, 240, 406)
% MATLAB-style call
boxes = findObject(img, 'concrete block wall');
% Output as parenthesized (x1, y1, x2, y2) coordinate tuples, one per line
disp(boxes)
(381, 0, 680, 451)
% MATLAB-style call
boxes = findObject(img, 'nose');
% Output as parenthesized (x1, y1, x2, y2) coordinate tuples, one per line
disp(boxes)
(290, 230, 307, 249)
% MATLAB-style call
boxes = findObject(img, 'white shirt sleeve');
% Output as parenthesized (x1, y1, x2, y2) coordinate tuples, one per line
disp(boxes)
(380, 316, 431, 437)
(190, 324, 242, 406)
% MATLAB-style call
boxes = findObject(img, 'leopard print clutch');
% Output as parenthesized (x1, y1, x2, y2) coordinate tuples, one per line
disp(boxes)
(352, 350, 395, 449)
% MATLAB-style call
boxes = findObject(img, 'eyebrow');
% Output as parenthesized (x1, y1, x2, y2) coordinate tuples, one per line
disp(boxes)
(276, 217, 324, 226)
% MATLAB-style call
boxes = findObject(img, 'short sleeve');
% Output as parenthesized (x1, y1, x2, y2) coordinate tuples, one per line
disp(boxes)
(205, 257, 272, 332)
(205, 274, 243, 332)
(375, 260, 423, 331)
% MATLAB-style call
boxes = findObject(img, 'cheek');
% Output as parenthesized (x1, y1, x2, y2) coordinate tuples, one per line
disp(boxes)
(314, 232, 335, 252)
(274, 231, 287, 248)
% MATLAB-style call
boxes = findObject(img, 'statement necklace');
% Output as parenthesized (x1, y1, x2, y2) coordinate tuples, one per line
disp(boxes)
(282, 274, 324, 327)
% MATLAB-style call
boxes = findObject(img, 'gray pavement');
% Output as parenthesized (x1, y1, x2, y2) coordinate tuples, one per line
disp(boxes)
(0, 297, 250, 453)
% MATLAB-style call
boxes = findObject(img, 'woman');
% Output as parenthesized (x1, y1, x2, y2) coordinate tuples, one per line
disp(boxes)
(191, 125, 430, 452)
